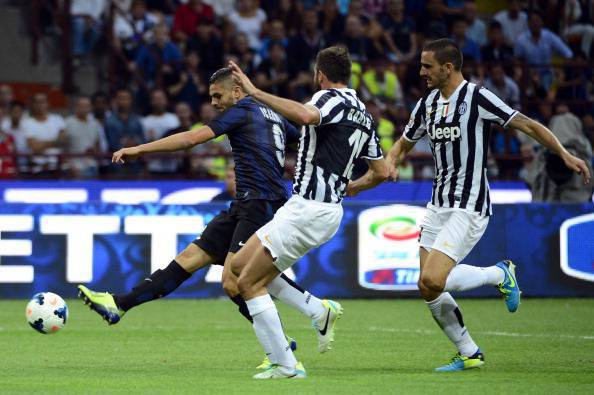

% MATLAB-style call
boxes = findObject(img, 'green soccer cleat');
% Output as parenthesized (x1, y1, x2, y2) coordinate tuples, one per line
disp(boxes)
(256, 336, 297, 370)
(253, 362, 306, 379)
(435, 350, 484, 372)
(496, 260, 521, 313)
(77, 285, 125, 325)
(312, 299, 343, 353)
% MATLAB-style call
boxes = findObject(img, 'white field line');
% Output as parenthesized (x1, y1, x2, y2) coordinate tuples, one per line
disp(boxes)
(368, 326, 594, 341)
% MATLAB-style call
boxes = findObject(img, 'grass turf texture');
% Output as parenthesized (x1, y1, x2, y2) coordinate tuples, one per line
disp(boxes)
(2, 298, 593, 394)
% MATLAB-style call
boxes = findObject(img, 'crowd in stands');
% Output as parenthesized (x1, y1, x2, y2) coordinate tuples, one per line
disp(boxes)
(1, 0, 593, 199)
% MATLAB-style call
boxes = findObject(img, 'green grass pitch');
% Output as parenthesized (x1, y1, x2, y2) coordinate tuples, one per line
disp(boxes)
(2, 298, 594, 394)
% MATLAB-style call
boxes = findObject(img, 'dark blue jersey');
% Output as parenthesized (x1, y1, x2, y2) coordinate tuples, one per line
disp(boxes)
(207, 96, 300, 201)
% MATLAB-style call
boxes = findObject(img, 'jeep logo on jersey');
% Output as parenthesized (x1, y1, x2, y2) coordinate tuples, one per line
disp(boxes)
(560, 213, 594, 282)
(428, 124, 462, 142)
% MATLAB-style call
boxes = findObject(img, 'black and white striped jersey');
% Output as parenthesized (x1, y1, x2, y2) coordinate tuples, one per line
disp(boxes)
(292, 88, 383, 203)
(404, 81, 518, 216)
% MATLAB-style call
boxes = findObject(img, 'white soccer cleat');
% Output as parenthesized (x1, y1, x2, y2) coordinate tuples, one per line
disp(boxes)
(253, 362, 306, 379)
(313, 299, 343, 353)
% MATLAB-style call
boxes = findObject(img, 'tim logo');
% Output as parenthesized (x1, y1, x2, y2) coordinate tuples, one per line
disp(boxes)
(560, 213, 594, 282)
(427, 123, 461, 143)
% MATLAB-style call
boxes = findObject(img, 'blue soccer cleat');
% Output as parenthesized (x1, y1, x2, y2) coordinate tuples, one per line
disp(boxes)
(496, 260, 521, 313)
(435, 349, 484, 372)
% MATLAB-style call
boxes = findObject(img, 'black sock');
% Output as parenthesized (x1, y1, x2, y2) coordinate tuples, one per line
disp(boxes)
(230, 294, 253, 323)
(114, 260, 191, 312)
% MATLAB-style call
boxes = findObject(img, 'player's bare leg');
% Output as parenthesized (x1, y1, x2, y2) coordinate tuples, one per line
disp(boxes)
(232, 235, 305, 379)
(418, 248, 483, 371)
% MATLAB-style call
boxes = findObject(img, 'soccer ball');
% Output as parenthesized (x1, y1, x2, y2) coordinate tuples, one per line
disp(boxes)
(26, 292, 68, 334)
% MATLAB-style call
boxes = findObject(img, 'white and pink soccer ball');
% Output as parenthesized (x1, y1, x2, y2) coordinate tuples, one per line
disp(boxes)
(26, 292, 68, 334)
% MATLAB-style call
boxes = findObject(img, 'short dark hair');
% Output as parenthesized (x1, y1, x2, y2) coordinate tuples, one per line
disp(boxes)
(209, 67, 233, 85)
(315, 45, 351, 84)
(422, 38, 463, 71)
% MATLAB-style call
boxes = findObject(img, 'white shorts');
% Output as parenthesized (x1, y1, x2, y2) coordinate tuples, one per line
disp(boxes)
(419, 203, 489, 263)
(256, 195, 343, 272)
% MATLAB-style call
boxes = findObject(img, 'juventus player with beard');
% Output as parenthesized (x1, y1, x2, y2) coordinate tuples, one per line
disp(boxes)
(228, 46, 391, 379)
(382, 38, 590, 371)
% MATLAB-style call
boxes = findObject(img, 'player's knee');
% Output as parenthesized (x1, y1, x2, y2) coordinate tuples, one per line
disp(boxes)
(229, 255, 245, 278)
(221, 273, 238, 297)
(419, 273, 444, 293)
(237, 274, 252, 296)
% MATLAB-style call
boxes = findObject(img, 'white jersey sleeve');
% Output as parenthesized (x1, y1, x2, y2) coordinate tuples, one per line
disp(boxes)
(477, 87, 518, 127)
(307, 90, 345, 126)
(403, 98, 427, 142)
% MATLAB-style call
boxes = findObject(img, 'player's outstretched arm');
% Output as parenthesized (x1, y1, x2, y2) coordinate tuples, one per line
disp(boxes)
(508, 112, 591, 184)
(112, 125, 215, 164)
(346, 158, 391, 197)
(386, 137, 416, 169)
(228, 60, 320, 126)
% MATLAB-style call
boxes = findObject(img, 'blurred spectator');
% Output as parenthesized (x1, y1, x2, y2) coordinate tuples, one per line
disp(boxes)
(191, 103, 230, 179)
(203, 0, 236, 18)
(380, 0, 418, 63)
(1, 101, 28, 171)
(227, 0, 267, 50)
(104, 89, 144, 151)
(494, 0, 528, 46)
(481, 21, 514, 63)
(172, 0, 215, 43)
(553, 53, 590, 103)
(0, 128, 16, 179)
(90, 91, 111, 158)
(160, 101, 194, 174)
(0, 84, 14, 121)
(132, 24, 183, 88)
(562, 0, 594, 59)
(70, 0, 107, 59)
(286, 9, 328, 96)
(366, 100, 396, 154)
(258, 19, 288, 62)
(211, 163, 237, 201)
(341, 14, 381, 63)
(515, 10, 573, 90)
(363, 0, 387, 18)
(348, 0, 371, 25)
(255, 41, 290, 97)
(113, 0, 159, 58)
(142, 89, 180, 173)
(268, 0, 303, 37)
(142, 89, 180, 142)
(228, 33, 257, 77)
(529, 103, 593, 202)
(484, 64, 521, 110)
(187, 21, 224, 78)
(417, 0, 449, 40)
(166, 51, 208, 112)
(64, 96, 102, 178)
(451, 17, 481, 62)
(22, 93, 67, 174)
(463, 0, 486, 46)
(361, 59, 404, 118)
(319, 0, 345, 44)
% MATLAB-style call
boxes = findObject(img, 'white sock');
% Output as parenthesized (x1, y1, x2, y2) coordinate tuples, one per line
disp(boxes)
(426, 292, 479, 357)
(444, 264, 505, 292)
(246, 294, 297, 369)
(267, 274, 326, 320)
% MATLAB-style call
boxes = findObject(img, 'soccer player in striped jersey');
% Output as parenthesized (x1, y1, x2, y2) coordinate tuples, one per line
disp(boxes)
(386, 38, 590, 372)
(77, 68, 337, 370)
(228, 46, 391, 378)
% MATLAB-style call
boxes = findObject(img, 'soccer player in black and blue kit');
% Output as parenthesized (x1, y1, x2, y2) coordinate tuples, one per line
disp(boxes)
(78, 68, 339, 370)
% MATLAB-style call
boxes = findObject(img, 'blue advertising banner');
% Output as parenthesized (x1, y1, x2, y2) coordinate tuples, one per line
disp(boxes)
(0, 202, 593, 298)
